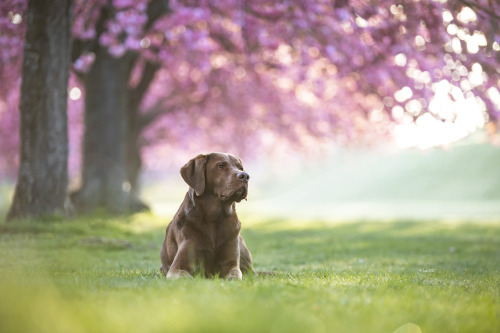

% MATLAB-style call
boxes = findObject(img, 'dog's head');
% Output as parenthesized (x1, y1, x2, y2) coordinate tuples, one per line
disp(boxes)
(180, 153, 249, 202)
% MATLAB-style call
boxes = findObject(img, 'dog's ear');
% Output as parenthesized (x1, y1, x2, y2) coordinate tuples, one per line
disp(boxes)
(180, 154, 208, 196)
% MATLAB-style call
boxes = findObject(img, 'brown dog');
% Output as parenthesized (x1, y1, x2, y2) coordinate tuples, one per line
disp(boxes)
(160, 153, 254, 279)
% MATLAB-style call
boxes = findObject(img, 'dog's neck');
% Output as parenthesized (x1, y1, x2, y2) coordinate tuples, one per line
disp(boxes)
(188, 188, 236, 220)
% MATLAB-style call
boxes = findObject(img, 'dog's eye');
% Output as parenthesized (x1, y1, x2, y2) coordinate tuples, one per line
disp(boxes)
(218, 164, 224, 169)
(239, 167, 244, 171)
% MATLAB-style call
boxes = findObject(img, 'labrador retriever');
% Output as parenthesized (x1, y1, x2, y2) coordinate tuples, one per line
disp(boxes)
(160, 153, 254, 279)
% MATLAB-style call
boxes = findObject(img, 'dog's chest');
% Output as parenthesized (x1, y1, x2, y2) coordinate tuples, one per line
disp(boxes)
(205, 217, 239, 248)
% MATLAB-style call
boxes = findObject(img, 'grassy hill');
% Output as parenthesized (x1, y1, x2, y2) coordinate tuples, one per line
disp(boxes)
(237, 143, 500, 220)
(259, 143, 500, 202)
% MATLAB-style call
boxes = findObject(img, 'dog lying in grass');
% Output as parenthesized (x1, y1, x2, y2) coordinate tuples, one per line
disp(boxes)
(160, 153, 254, 279)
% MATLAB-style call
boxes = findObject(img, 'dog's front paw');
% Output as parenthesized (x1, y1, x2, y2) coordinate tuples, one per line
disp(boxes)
(226, 268, 242, 280)
(166, 269, 193, 279)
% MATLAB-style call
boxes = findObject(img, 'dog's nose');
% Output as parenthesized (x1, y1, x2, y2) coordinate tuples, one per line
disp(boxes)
(237, 171, 250, 182)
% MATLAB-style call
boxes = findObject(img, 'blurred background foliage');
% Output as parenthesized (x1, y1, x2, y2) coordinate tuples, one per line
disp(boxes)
(1, 0, 500, 216)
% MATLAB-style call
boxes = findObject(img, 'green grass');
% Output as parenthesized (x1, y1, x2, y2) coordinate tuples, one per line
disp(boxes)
(0, 214, 499, 333)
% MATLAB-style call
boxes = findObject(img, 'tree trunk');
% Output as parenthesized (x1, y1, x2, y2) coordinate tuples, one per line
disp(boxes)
(126, 120, 143, 198)
(126, 61, 161, 200)
(71, 48, 137, 213)
(68, 2, 169, 215)
(7, 0, 74, 221)
(71, 49, 160, 214)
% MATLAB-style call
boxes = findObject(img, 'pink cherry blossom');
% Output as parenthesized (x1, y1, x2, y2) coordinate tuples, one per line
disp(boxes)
(1, 0, 499, 177)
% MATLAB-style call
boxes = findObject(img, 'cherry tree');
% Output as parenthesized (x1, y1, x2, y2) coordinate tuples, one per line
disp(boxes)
(1, 0, 499, 213)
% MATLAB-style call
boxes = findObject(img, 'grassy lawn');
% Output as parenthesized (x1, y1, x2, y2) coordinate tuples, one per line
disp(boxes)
(0, 214, 499, 333)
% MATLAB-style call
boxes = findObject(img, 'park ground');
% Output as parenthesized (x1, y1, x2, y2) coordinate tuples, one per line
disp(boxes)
(0, 214, 499, 333)
(1, 142, 500, 332)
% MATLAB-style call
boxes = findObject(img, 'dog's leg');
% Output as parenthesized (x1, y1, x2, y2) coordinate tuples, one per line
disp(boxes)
(166, 269, 193, 279)
(225, 268, 243, 280)
(218, 238, 243, 280)
(166, 241, 195, 279)
(238, 235, 255, 274)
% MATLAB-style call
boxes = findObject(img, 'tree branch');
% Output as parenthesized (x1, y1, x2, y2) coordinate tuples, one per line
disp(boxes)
(138, 98, 178, 129)
(129, 61, 161, 112)
(244, 4, 287, 21)
(71, 5, 111, 63)
(144, 0, 171, 31)
(209, 31, 241, 52)
(72, 0, 170, 67)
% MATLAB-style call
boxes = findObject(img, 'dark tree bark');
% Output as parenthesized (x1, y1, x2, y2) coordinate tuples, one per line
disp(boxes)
(7, 0, 74, 221)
